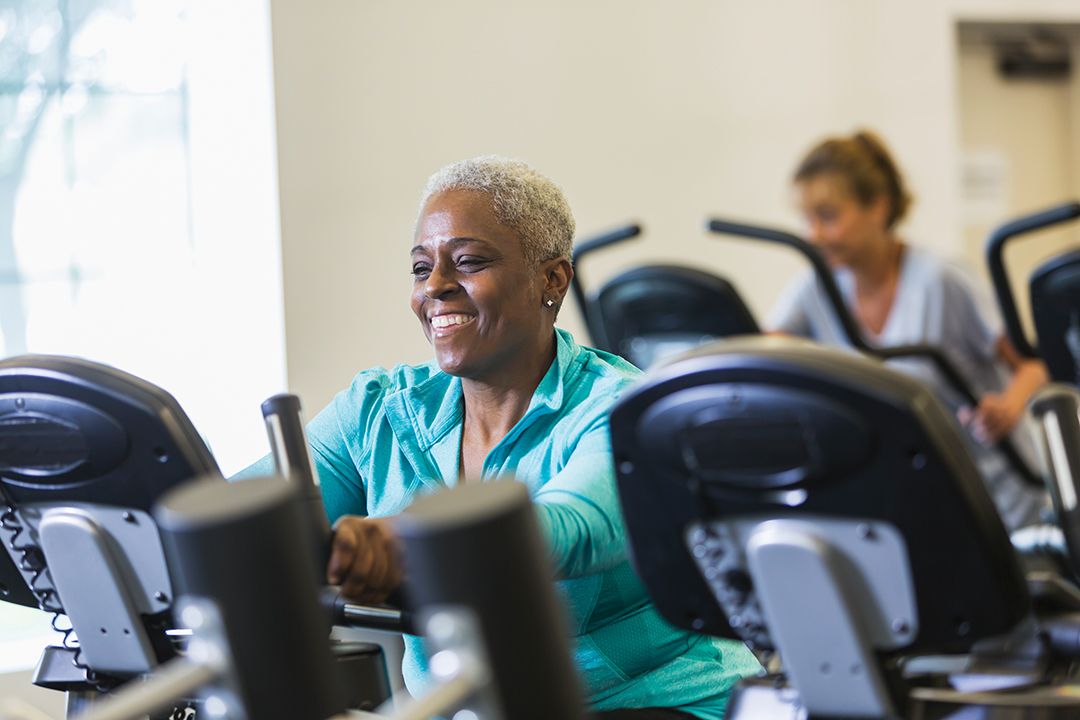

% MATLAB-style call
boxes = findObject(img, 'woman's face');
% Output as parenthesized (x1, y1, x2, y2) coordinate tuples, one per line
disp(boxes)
(410, 190, 551, 380)
(796, 175, 889, 269)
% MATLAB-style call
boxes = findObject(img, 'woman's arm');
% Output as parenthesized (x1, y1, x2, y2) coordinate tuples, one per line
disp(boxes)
(962, 335, 1049, 444)
(531, 416, 628, 579)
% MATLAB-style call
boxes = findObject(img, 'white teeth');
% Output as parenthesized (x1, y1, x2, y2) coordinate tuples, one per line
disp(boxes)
(431, 314, 472, 329)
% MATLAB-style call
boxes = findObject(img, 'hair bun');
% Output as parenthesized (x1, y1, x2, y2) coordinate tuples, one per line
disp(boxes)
(794, 130, 913, 229)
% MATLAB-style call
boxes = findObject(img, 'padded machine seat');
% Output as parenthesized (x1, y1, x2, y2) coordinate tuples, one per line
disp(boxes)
(587, 265, 759, 369)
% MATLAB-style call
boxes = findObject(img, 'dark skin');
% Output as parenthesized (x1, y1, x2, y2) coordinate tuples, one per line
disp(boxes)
(796, 174, 1048, 444)
(327, 189, 574, 602)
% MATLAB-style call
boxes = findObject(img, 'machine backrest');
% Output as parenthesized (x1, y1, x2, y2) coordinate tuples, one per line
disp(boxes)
(1031, 248, 1080, 385)
(588, 265, 759, 368)
(610, 336, 1029, 657)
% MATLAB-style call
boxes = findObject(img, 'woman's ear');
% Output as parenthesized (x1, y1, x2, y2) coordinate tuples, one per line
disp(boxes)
(869, 194, 892, 230)
(542, 257, 574, 301)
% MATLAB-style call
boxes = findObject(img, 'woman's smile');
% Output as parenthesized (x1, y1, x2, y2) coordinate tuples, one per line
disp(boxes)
(430, 312, 477, 336)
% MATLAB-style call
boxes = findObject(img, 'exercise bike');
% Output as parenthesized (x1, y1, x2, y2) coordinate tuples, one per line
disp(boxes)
(0, 356, 438, 718)
(610, 333, 1080, 719)
(574, 216, 1043, 491)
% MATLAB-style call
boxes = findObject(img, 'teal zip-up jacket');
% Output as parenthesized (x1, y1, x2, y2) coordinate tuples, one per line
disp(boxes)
(239, 329, 758, 717)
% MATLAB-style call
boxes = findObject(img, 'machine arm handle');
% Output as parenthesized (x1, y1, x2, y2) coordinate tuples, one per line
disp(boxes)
(570, 223, 642, 326)
(261, 394, 319, 490)
(706, 219, 870, 350)
(706, 217, 1044, 488)
(263, 394, 416, 626)
(572, 223, 643, 262)
(985, 201, 1080, 359)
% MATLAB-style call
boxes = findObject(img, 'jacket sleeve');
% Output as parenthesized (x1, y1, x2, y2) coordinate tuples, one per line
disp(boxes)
(531, 414, 628, 579)
(308, 401, 369, 524)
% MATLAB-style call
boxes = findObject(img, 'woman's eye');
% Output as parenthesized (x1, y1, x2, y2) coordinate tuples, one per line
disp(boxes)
(411, 264, 431, 277)
(457, 257, 488, 270)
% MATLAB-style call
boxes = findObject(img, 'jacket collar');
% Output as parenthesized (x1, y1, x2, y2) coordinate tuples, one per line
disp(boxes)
(382, 329, 583, 487)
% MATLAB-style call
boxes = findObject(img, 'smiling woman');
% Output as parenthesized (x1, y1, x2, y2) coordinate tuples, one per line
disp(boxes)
(410, 189, 568, 391)
(237, 156, 761, 718)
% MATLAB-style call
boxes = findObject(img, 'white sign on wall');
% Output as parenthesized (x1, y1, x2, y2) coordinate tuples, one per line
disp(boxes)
(961, 149, 1011, 225)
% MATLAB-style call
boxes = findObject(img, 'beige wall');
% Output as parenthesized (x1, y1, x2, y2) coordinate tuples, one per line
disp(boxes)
(958, 24, 1080, 338)
(270, 0, 1080, 415)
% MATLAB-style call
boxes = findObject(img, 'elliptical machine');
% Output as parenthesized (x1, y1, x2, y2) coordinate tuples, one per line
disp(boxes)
(985, 201, 1080, 577)
(573, 216, 1042, 489)
(705, 218, 1045, 491)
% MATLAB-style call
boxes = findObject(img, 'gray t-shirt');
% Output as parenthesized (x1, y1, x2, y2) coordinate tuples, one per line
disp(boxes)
(766, 244, 1048, 531)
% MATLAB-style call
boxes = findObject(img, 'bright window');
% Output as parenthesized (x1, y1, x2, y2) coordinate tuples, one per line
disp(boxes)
(0, 0, 284, 673)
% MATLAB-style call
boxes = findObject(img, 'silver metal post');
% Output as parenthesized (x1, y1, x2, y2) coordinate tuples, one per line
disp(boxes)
(71, 657, 219, 720)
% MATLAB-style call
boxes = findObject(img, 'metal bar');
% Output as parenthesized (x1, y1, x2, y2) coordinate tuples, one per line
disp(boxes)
(985, 201, 1080, 359)
(72, 657, 218, 720)
(569, 223, 641, 328)
(373, 675, 481, 720)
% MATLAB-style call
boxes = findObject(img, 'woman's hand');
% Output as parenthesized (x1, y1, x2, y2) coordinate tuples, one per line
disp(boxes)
(958, 393, 1023, 446)
(957, 335, 1050, 446)
(327, 515, 403, 604)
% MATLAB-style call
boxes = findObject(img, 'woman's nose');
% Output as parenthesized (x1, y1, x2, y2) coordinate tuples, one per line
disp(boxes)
(424, 264, 458, 299)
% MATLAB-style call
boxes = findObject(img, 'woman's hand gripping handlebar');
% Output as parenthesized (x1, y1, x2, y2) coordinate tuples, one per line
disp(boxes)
(261, 394, 412, 634)
(327, 515, 404, 605)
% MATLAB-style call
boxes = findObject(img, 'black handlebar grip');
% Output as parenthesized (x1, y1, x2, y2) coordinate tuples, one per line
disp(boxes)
(261, 395, 318, 489)
(156, 476, 348, 720)
(395, 481, 585, 720)
(319, 586, 416, 635)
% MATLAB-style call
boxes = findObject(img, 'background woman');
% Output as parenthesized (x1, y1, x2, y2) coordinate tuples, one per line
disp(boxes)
(241, 156, 759, 719)
(766, 131, 1049, 531)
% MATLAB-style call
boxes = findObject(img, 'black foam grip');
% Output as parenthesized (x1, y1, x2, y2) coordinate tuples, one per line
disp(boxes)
(395, 481, 585, 720)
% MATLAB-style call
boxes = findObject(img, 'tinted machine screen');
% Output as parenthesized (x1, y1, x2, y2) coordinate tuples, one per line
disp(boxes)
(610, 337, 1028, 659)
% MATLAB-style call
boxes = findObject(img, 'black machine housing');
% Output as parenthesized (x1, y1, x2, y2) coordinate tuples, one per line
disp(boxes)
(0, 355, 219, 612)
(610, 336, 1038, 719)
(1030, 247, 1080, 386)
(611, 337, 1027, 652)
(0, 355, 393, 717)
